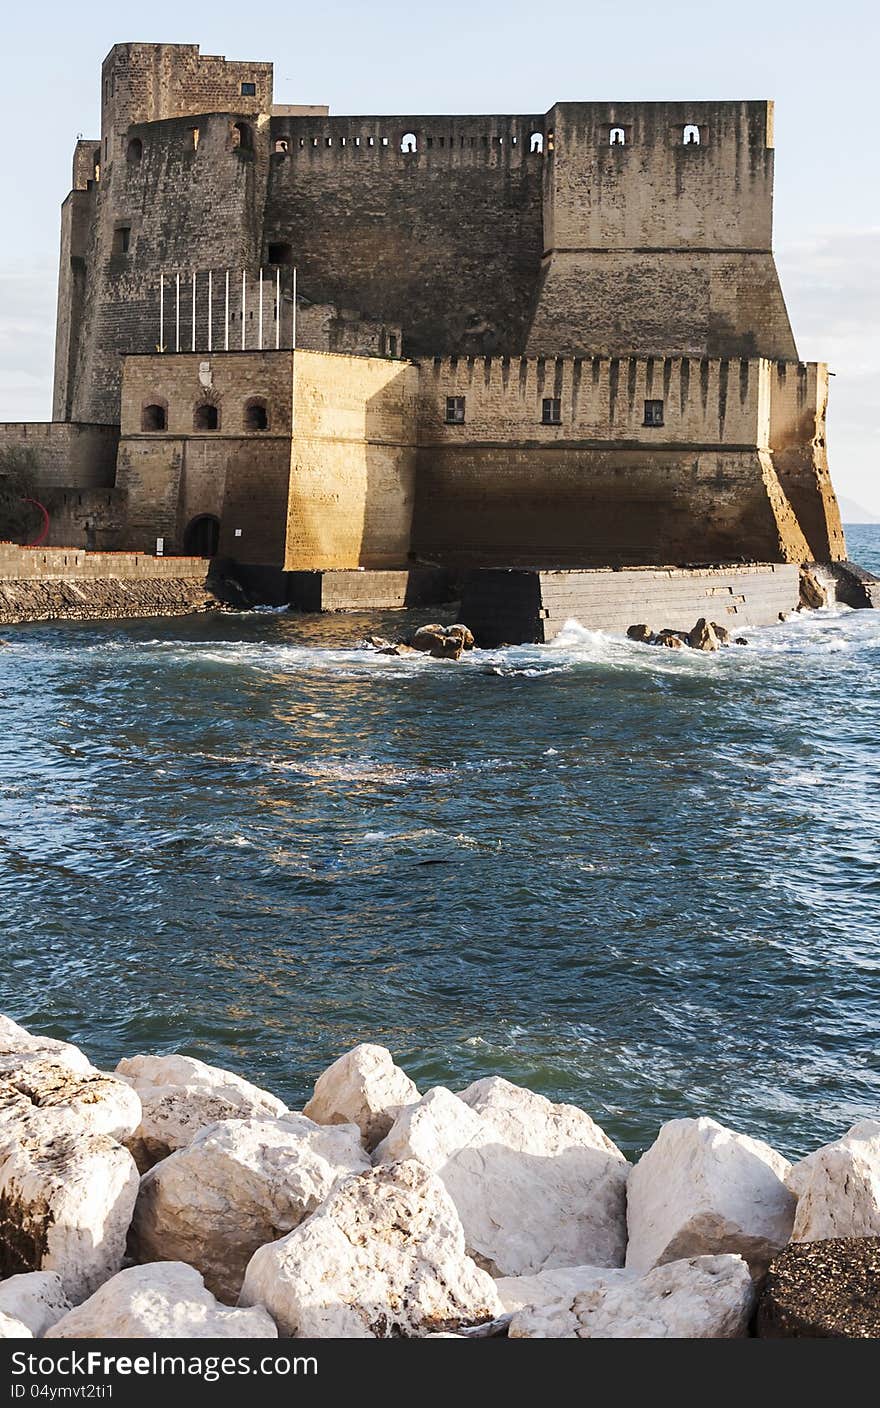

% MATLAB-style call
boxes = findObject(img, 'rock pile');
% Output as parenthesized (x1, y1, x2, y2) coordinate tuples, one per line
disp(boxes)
(362, 624, 476, 661)
(2, 1015, 879, 1339)
(627, 618, 747, 651)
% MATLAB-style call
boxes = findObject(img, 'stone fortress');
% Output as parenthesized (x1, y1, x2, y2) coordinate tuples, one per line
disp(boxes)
(0, 41, 863, 632)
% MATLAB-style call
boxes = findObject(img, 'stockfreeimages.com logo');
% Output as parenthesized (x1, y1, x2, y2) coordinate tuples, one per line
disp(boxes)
(11, 1351, 317, 1385)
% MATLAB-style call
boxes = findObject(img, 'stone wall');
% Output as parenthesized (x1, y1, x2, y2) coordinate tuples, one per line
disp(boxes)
(0, 423, 119, 489)
(265, 114, 545, 359)
(116, 351, 295, 555)
(528, 101, 796, 361)
(286, 351, 419, 570)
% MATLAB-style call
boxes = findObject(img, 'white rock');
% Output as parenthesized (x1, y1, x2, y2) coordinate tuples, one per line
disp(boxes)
(303, 1044, 420, 1151)
(46, 1263, 276, 1339)
(509, 1254, 755, 1338)
(787, 1119, 880, 1242)
(239, 1159, 503, 1337)
(0, 1015, 140, 1145)
(496, 1264, 626, 1313)
(0, 1016, 92, 1077)
(626, 1116, 795, 1278)
(0, 1273, 71, 1338)
(115, 1053, 287, 1171)
(375, 1080, 629, 1276)
(130, 1113, 370, 1301)
(0, 1117, 139, 1303)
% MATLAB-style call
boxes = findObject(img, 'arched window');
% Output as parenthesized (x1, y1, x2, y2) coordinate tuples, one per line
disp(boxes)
(193, 403, 219, 431)
(92, 148, 102, 182)
(274, 138, 289, 154)
(683, 124, 701, 145)
(126, 137, 143, 165)
(231, 122, 253, 151)
(610, 126, 626, 146)
(530, 132, 544, 153)
(244, 398, 269, 431)
(141, 403, 166, 432)
(400, 131, 417, 153)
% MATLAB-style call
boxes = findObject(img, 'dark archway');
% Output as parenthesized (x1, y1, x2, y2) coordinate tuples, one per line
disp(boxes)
(193, 403, 219, 431)
(183, 514, 220, 557)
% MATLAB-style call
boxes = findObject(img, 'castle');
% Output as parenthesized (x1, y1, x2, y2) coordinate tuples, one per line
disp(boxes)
(0, 42, 847, 597)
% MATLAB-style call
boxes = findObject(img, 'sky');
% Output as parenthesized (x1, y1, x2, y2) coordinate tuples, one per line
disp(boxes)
(2, 0, 878, 512)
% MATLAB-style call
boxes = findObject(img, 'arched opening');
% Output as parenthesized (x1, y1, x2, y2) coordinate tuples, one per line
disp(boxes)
(267, 241, 292, 265)
(193, 403, 219, 431)
(231, 122, 253, 151)
(92, 148, 102, 182)
(126, 137, 143, 165)
(400, 131, 417, 153)
(183, 514, 220, 557)
(683, 124, 701, 145)
(530, 131, 544, 153)
(274, 138, 289, 154)
(141, 403, 166, 432)
(244, 398, 269, 431)
(610, 126, 626, 146)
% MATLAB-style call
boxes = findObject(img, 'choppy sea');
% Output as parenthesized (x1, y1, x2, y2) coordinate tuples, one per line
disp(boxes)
(2, 525, 879, 1159)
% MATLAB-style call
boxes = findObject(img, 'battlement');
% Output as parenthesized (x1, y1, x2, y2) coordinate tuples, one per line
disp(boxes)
(98, 43, 273, 176)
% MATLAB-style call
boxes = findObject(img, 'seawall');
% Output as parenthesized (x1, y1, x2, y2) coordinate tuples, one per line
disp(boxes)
(0, 544, 215, 624)
(460, 563, 801, 645)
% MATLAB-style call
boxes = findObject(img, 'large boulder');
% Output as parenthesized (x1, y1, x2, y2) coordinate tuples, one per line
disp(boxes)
(130, 1113, 370, 1302)
(0, 1016, 92, 1078)
(757, 1237, 880, 1338)
(375, 1078, 629, 1276)
(787, 1119, 880, 1242)
(239, 1159, 503, 1338)
(509, 1254, 755, 1338)
(626, 1117, 795, 1278)
(0, 1116, 139, 1302)
(115, 1053, 287, 1171)
(0, 1272, 71, 1338)
(46, 1263, 276, 1339)
(0, 1017, 141, 1303)
(496, 1264, 621, 1313)
(688, 618, 720, 652)
(0, 1016, 141, 1144)
(303, 1044, 420, 1151)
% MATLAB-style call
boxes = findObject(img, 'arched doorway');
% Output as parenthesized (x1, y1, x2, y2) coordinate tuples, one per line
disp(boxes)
(183, 514, 220, 557)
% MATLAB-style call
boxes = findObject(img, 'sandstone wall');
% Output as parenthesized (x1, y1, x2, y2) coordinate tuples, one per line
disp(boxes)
(286, 352, 419, 570)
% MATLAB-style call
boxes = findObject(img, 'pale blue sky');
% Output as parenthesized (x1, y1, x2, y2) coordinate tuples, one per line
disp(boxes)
(2, 0, 878, 510)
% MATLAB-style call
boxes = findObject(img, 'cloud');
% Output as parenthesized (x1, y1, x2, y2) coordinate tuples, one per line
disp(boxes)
(0, 262, 56, 422)
(777, 228, 880, 515)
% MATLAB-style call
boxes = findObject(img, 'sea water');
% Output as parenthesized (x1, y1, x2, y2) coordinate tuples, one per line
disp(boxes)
(2, 525, 878, 1159)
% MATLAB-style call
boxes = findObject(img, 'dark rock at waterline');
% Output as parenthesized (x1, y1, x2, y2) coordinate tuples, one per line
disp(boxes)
(757, 1237, 880, 1338)
(628, 619, 743, 651)
(688, 618, 720, 652)
(410, 623, 475, 660)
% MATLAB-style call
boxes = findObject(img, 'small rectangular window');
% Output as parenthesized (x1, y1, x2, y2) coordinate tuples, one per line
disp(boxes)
(241, 82, 257, 97)
(644, 399, 664, 426)
(113, 226, 131, 255)
(445, 396, 466, 424)
(542, 397, 561, 425)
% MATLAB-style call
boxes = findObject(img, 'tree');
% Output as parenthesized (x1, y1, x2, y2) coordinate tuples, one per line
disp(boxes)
(0, 447, 44, 543)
